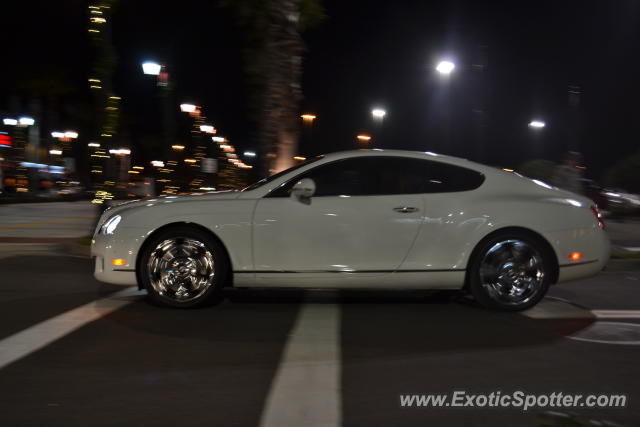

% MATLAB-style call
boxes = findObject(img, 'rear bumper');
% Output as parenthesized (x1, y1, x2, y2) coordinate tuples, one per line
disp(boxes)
(550, 227, 610, 283)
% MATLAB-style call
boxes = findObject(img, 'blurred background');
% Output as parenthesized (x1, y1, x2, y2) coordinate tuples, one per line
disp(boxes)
(0, 0, 638, 212)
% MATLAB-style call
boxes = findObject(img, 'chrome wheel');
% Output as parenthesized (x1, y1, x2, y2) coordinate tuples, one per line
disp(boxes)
(146, 237, 215, 303)
(479, 239, 546, 306)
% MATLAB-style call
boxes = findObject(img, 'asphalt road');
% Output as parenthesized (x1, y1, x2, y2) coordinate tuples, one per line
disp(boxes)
(1, 250, 639, 427)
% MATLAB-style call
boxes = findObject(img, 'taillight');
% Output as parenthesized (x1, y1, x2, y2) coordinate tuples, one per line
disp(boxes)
(591, 205, 605, 229)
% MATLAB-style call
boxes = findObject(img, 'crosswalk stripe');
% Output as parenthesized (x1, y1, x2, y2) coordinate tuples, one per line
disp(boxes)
(0, 287, 141, 370)
(259, 304, 341, 427)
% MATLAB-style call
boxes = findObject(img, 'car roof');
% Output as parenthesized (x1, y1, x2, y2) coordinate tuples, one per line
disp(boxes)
(318, 149, 496, 174)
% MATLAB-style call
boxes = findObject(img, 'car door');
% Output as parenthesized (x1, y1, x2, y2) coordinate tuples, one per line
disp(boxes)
(251, 156, 426, 277)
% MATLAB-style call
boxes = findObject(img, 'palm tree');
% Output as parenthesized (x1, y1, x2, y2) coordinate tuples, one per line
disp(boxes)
(220, 0, 325, 175)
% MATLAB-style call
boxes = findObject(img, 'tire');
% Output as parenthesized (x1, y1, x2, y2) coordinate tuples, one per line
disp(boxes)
(467, 231, 553, 311)
(138, 226, 229, 308)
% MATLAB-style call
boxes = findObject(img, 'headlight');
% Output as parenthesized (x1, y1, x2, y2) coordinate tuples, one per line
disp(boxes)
(100, 215, 122, 235)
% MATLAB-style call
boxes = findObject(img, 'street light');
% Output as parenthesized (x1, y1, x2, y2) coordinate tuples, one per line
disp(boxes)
(171, 144, 185, 151)
(51, 132, 65, 138)
(357, 134, 372, 142)
(301, 114, 316, 122)
(293, 156, 306, 161)
(199, 124, 216, 134)
(151, 160, 165, 167)
(18, 117, 35, 126)
(212, 136, 226, 143)
(371, 108, 386, 120)
(243, 151, 256, 157)
(64, 131, 78, 139)
(88, 142, 101, 148)
(109, 148, 131, 156)
(436, 60, 455, 75)
(180, 103, 197, 113)
(528, 120, 546, 129)
(3, 118, 17, 126)
(142, 61, 162, 76)
(49, 149, 62, 155)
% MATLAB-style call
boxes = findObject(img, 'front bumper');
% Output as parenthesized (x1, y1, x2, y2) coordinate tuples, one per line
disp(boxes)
(91, 227, 146, 286)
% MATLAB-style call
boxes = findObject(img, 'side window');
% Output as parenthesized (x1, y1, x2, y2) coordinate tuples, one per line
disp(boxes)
(268, 156, 484, 197)
(270, 158, 379, 197)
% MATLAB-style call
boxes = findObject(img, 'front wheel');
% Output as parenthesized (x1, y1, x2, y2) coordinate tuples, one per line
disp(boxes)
(139, 226, 229, 308)
(468, 232, 553, 311)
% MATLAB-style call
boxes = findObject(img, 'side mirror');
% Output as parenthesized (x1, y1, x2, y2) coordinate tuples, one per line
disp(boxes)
(290, 178, 316, 203)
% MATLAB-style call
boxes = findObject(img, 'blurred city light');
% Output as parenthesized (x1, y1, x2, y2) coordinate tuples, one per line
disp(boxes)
(212, 136, 226, 143)
(180, 103, 197, 113)
(293, 156, 306, 161)
(371, 109, 386, 119)
(171, 145, 185, 151)
(51, 131, 65, 138)
(357, 134, 372, 142)
(132, 166, 144, 170)
(301, 114, 316, 121)
(184, 158, 196, 164)
(88, 142, 101, 148)
(142, 61, 162, 76)
(64, 131, 79, 139)
(243, 151, 256, 157)
(436, 60, 455, 74)
(3, 118, 17, 126)
(503, 168, 515, 172)
(49, 149, 62, 155)
(109, 148, 131, 155)
(199, 124, 216, 133)
(18, 117, 35, 126)
(151, 160, 165, 167)
(528, 120, 546, 128)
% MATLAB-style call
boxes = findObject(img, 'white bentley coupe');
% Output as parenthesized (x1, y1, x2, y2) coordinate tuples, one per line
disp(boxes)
(92, 150, 610, 311)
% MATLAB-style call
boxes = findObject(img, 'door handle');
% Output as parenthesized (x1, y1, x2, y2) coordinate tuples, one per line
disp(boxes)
(393, 206, 419, 213)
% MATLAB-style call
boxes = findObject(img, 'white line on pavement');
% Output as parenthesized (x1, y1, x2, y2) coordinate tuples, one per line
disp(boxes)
(592, 310, 640, 319)
(0, 287, 141, 370)
(259, 304, 341, 427)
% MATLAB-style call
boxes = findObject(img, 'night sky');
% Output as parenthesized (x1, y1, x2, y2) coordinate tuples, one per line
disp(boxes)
(2, 0, 640, 178)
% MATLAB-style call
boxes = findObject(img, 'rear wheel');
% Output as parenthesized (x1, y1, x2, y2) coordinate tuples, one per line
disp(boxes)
(468, 232, 552, 311)
(139, 226, 229, 308)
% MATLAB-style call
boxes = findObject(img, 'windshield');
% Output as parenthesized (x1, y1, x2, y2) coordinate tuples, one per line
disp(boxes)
(242, 156, 323, 191)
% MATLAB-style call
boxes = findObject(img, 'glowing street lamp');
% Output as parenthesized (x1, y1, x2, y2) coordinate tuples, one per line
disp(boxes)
(293, 156, 306, 161)
(64, 131, 78, 139)
(528, 120, 546, 129)
(212, 136, 226, 143)
(109, 148, 131, 156)
(171, 145, 185, 151)
(301, 114, 316, 122)
(3, 118, 17, 126)
(357, 134, 372, 142)
(49, 149, 62, 155)
(436, 60, 455, 75)
(18, 117, 35, 126)
(151, 160, 165, 167)
(142, 61, 162, 76)
(243, 151, 256, 157)
(180, 103, 197, 113)
(371, 109, 386, 120)
(88, 142, 101, 148)
(199, 124, 216, 134)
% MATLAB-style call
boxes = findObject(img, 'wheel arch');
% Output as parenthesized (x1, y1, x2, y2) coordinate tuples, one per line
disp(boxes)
(464, 226, 559, 288)
(135, 221, 234, 290)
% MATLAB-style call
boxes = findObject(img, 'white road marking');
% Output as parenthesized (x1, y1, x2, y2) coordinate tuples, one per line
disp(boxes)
(0, 287, 141, 370)
(592, 310, 640, 319)
(259, 304, 341, 427)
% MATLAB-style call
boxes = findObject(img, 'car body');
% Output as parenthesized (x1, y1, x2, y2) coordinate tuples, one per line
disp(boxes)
(92, 149, 610, 310)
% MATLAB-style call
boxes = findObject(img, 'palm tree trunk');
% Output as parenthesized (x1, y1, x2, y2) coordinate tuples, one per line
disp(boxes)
(260, 0, 304, 175)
